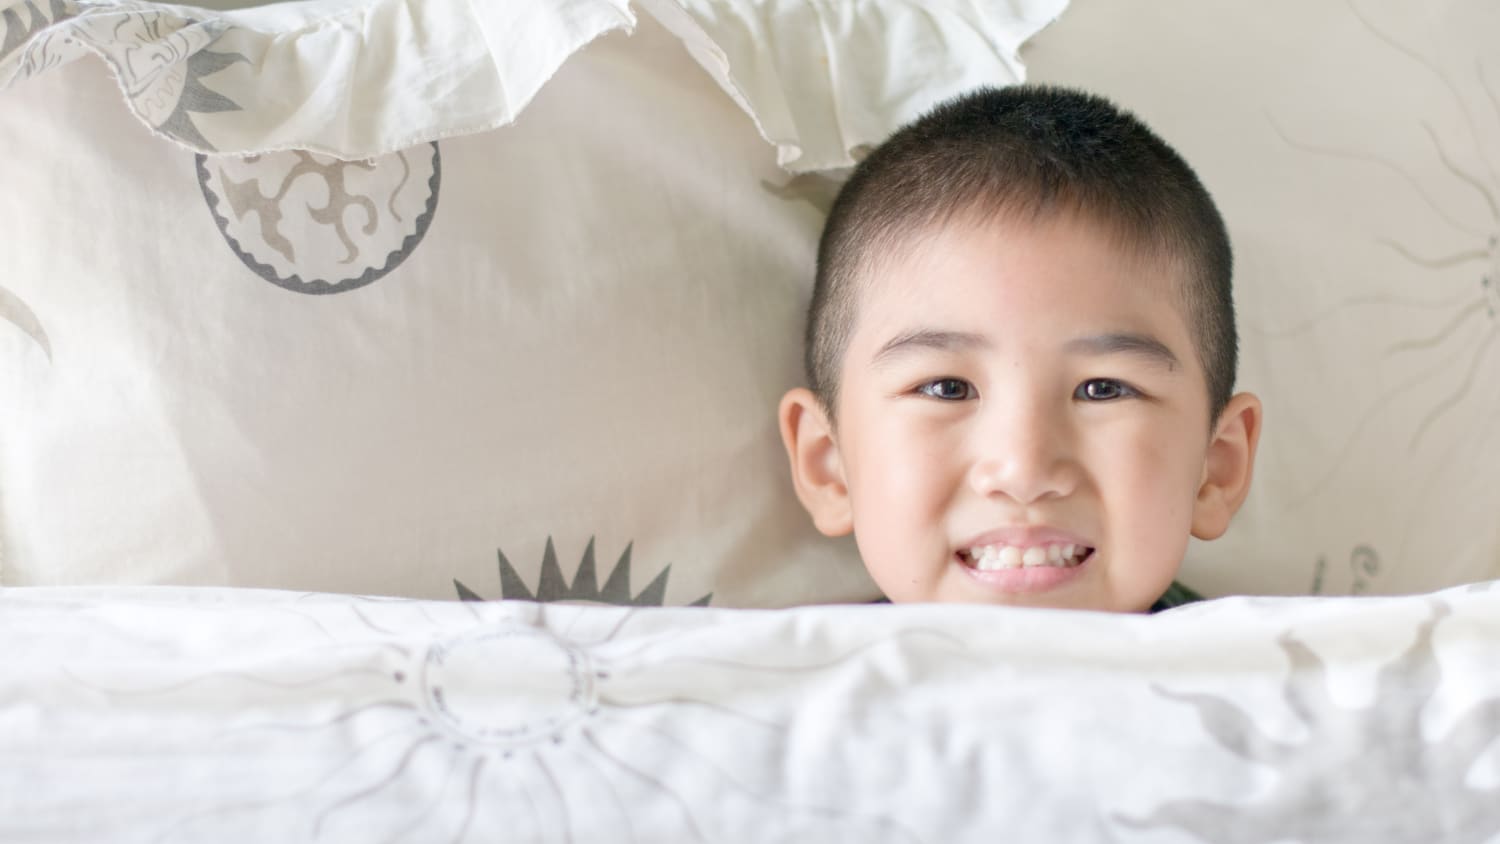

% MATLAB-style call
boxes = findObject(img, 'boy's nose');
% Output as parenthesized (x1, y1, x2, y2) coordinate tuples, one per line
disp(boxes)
(966, 407, 1079, 505)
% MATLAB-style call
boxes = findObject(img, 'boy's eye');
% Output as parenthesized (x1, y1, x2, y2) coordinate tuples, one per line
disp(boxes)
(1075, 378, 1135, 401)
(917, 378, 976, 401)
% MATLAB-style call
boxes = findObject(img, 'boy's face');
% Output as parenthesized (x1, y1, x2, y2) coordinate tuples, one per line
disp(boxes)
(782, 211, 1259, 612)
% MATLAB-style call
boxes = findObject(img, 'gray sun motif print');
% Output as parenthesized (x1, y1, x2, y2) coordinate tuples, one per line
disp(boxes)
(0, 0, 77, 77)
(55, 596, 934, 842)
(2, 3, 248, 148)
(0, 0, 74, 69)
(196, 144, 441, 293)
(455, 537, 713, 607)
(1121, 600, 1500, 843)
(1266, 2, 1499, 526)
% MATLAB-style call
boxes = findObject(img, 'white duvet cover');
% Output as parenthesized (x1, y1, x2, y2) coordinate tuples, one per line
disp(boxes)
(4, 584, 1499, 842)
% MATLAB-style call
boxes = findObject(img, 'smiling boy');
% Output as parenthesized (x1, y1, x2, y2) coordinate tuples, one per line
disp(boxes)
(778, 86, 1262, 612)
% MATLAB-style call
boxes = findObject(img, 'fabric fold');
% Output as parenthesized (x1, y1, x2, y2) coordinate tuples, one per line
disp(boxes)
(637, 0, 1071, 172)
(0, 0, 1068, 164)
(0, 0, 639, 156)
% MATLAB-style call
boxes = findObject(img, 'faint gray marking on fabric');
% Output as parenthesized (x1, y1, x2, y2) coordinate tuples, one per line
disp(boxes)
(1264, 7, 1500, 515)
(0, 284, 51, 362)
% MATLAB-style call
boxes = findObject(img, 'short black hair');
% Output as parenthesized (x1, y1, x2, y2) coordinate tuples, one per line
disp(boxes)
(806, 84, 1236, 423)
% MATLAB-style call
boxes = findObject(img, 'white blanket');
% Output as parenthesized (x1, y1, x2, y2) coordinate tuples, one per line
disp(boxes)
(4, 584, 1499, 842)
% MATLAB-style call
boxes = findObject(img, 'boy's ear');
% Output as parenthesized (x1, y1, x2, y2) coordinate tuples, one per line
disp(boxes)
(778, 388, 854, 537)
(1191, 391, 1264, 540)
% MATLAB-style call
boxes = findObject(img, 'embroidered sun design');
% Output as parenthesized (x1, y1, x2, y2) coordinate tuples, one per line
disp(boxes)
(1120, 601, 1500, 843)
(54, 597, 938, 842)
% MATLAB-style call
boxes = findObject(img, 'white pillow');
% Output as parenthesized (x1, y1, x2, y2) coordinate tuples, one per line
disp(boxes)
(0, 0, 1067, 604)
(1024, 1, 1500, 597)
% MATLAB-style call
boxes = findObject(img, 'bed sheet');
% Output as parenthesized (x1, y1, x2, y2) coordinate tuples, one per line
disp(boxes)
(3, 584, 1499, 842)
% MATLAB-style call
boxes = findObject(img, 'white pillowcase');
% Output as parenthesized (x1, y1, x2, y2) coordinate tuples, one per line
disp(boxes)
(1025, 0, 1500, 596)
(0, 0, 1068, 604)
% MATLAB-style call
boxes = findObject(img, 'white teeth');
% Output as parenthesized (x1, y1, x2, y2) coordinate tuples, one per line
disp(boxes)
(965, 542, 1089, 570)
(999, 546, 1022, 568)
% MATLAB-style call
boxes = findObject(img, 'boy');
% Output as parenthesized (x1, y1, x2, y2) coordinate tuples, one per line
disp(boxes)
(778, 86, 1262, 613)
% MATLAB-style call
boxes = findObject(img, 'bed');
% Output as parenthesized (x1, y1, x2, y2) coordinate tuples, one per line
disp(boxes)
(3, 0, 1499, 840)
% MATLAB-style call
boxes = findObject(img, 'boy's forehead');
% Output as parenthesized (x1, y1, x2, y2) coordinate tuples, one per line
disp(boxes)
(853, 210, 1191, 329)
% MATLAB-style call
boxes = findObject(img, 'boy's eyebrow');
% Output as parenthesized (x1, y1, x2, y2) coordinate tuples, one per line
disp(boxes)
(870, 329, 1182, 371)
(871, 329, 991, 365)
(1065, 332, 1181, 371)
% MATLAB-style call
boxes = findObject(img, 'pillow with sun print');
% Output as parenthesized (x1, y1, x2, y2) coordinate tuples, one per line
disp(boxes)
(0, 0, 1067, 604)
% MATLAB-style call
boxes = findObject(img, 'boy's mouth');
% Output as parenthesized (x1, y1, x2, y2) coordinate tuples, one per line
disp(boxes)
(957, 543, 1094, 571)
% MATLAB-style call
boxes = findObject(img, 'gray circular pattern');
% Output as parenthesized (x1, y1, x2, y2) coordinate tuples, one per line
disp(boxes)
(196, 143, 441, 294)
(421, 627, 597, 748)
